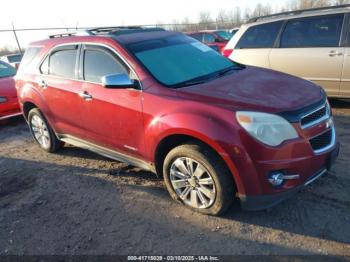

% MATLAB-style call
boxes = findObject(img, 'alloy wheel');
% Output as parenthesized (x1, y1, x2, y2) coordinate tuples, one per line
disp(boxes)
(169, 157, 216, 209)
(30, 115, 50, 149)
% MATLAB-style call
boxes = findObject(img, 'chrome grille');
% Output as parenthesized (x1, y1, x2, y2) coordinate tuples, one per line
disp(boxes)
(300, 103, 330, 129)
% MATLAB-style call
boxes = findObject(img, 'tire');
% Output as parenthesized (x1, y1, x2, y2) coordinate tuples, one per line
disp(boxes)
(163, 142, 235, 215)
(28, 108, 63, 153)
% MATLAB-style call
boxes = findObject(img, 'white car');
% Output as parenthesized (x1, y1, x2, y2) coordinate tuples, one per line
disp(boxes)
(223, 5, 350, 98)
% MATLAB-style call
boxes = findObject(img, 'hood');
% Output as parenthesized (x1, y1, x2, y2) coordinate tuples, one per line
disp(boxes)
(177, 66, 323, 113)
(0, 76, 17, 98)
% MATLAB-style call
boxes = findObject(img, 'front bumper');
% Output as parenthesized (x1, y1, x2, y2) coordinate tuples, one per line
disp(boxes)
(239, 142, 340, 211)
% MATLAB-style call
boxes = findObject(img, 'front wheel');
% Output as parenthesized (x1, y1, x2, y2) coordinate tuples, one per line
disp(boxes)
(28, 108, 63, 153)
(163, 142, 235, 215)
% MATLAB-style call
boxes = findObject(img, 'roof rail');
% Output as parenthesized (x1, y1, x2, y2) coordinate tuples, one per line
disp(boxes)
(85, 26, 164, 36)
(48, 26, 165, 39)
(86, 26, 142, 34)
(49, 32, 76, 38)
(248, 4, 350, 23)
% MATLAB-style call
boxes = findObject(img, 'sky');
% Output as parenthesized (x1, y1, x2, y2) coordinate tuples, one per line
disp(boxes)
(0, 0, 288, 50)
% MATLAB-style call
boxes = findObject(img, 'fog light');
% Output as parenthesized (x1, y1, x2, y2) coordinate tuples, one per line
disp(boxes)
(268, 172, 284, 186)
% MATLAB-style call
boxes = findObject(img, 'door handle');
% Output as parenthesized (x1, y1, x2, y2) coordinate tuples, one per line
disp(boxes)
(78, 91, 93, 100)
(328, 51, 343, 57)
(38, 79, 48, 89)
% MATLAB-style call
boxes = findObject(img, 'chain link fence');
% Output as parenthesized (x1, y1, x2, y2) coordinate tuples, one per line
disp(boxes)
(0, 21, 240, 56)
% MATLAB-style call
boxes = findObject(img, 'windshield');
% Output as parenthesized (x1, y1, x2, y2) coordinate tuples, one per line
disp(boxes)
(215, 31, 233, 41)
(0, 61, 16, 78)
(127, 34, 240, 87)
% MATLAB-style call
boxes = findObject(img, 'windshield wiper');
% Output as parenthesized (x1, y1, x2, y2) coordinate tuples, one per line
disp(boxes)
(178, 79, 210, 87)
(173, 74, 217, 88)
(217, 66, 237, 77)
(172, 66, 238, 88)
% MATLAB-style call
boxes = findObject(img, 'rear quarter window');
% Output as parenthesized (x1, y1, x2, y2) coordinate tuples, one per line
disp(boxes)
(18, 47, 42, 73)
(236, 21, 283, 49)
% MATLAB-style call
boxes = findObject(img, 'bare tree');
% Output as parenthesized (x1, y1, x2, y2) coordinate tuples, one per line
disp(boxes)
(232, 7, 242, 25)
(252, 3, 273, 18)
(0, 46, 16, 57)
(216, 10, 228, 28)
(243, 8, 252, 21)
(198, 11, 213, 30)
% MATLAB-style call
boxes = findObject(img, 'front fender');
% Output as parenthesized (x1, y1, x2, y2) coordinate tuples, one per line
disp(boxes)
(144, 111, 250, 194)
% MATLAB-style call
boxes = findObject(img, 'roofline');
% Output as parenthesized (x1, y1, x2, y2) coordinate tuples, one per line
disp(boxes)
(248, 4, 350, 24)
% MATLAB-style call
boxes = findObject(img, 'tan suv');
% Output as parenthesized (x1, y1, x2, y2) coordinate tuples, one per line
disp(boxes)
(224, 5, 350, 98)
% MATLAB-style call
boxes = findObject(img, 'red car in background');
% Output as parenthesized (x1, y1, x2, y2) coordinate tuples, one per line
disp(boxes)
(187, 30, 232, 54)
(0, 61, 21, 121)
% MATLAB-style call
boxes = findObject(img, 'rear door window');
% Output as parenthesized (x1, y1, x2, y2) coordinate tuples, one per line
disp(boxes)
(280, 14, 344, 48)
(203, 33, 216, 43)
(236, 21, 283, 49)
(40, 45, 78, 78)
(49, 49, 77, 78)
(83, 47, 128, 83)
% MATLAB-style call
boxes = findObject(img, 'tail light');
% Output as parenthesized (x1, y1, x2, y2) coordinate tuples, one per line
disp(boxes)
(222, 49, 233, 58)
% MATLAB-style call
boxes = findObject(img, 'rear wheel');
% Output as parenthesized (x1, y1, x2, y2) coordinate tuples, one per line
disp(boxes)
(28, 108, 63, 152)
(163, 142, 235, 215)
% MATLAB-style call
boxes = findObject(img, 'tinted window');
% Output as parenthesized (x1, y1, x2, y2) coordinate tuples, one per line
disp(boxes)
(215, 31, 232, 41)
(236, 21, 283, 49)
(49, 49, 77, 78)
(127, 34, 241, 87)
(203, 33, 216, 43)
(189, 33, 203, 41)
(84, 49, 128, 83)
(7, 54, 22, 63)
(0, 61, 16, 78)
(281, 14, 343, 48)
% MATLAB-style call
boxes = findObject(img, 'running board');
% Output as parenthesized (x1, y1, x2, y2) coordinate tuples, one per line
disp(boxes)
(58, 134, 156, 173)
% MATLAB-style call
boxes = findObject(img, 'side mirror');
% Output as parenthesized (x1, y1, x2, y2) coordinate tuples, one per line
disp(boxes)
(101, 73, 138, 89)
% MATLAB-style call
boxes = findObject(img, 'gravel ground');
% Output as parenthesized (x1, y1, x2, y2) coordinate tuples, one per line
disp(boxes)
(0, 99, 349, 256)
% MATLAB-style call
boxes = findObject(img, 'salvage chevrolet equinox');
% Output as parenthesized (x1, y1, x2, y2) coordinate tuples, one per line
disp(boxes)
(16, 27, 340, 215)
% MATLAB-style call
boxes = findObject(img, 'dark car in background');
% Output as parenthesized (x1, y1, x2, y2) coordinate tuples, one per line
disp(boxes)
(187, 30, 233, 54)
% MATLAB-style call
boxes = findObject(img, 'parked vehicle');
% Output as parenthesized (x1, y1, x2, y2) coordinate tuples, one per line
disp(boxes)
(0, 61, 21, 121)
(16, 27, 339, 215)
(1, 53, 23, 69)
(223, 4, 350, 98)
(187, 30, 232, 54)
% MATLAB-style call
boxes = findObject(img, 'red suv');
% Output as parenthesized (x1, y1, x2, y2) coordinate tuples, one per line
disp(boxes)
(16, 28, 339, 215)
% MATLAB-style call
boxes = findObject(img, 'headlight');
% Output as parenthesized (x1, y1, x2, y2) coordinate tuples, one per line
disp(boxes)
(236, 111, 298, 146)
(0, 97, 8, 103)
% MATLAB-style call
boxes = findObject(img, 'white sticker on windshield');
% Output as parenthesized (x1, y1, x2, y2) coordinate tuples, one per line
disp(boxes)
(191, 42, 212, 52)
